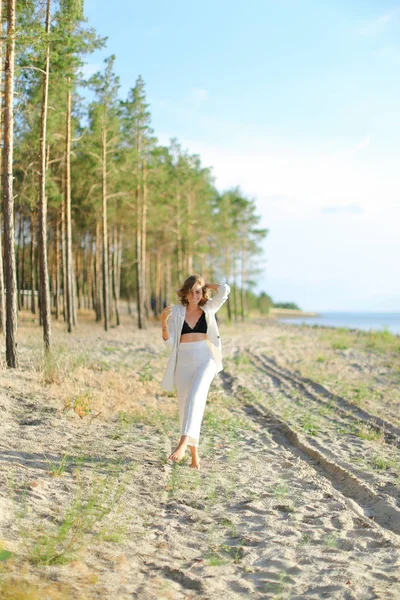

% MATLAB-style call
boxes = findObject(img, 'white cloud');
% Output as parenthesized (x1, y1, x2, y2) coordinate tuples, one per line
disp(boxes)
(347, 135, 370, 154)
(357, 12, 394, 37)
(321, 203, 365, 215)
(170, 136, 400, 218)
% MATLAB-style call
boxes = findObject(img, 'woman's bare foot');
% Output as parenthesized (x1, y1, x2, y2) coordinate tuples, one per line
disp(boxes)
(189, 445, 200, 469)
(168, 436, 188, 462)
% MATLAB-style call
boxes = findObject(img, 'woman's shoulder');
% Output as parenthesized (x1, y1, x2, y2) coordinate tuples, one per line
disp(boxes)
(171, 304, 183, 317)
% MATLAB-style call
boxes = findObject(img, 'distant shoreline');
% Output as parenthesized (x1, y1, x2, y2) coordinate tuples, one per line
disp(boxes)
(269, 308, 319, 318)
(268, 309, 400, 336)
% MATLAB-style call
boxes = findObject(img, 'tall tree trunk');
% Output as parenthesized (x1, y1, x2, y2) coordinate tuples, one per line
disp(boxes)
(30, 215, 36, 314)
(75, 247, 81, 310)
(142, 164, 149, 322)
(145, 251, 150, 320)
(0, 2, 5, 333)
(102, 126, 109, 331)
(82, 242, 86, 309)
(86, 243, 89, 310)
(87, 236, 94, 312)
(200, 254, 206, 280)
(116, 227, 122, 312)
(61, 188, 67, 321)
(111, 225, 121, 326)
(226, 272, 232, 323)
(16, 211, 22, 310)
(95, 221, 102, 321)
(2, 0, 18, 367)
(71, 252, 77, 325)
(38, 0, 52, 350)
(240, 237, 247, 321)
(232, 258, 238, 321)
(135, 174, 143, 329)
(165, 256, 171, 307)
(176, 193, 183, 282)
(155, 247, 161, 317)
(55, 217, 60, 319)
(21, 219, 26, 308)
(186, 191, 193, 273)
(37, 242, 42, 325)
(135, 230, 142, 328)
(108, 231, 113, 322)
(65, 85, 73, 332)
(126, 284, 132, 315)
(0, 217, 6, 332)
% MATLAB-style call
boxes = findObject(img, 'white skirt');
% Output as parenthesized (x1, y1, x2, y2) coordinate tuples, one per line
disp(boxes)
(175, 340, 217, 447)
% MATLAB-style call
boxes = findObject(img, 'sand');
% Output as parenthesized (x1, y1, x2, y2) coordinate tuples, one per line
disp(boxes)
(0, 311, 399, 599)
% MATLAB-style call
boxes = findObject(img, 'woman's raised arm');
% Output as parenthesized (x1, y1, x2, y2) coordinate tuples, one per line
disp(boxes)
(205, 283, 231, 313)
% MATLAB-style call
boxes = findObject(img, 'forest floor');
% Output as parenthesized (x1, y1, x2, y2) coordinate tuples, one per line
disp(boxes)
(0, 308, 400, 599)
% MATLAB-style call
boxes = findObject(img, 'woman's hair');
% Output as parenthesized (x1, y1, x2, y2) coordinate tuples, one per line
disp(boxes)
(177, 274, 209, 306)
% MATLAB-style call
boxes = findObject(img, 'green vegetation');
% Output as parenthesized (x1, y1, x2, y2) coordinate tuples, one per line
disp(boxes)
(356, 424, 384, 442)
(138, 360, 153, 383)
(300, 412, 320, 436)
(118, 407, 177, 434)
(45, 453, 70, 477)
(323, 533, 338, 548)
(273, 302, 300, 310)
(364, 329, 400, 354)
(315, 354, 327, 363)
(319, 327, 400, 355)
(19, 467, 132, 566)
(372, 455, 399, 473)
(204, 407, 252, 442)
(262, 570, 293, 599)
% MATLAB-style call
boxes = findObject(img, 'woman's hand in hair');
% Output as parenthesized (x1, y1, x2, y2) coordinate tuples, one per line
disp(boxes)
(205, 283, 220, 292)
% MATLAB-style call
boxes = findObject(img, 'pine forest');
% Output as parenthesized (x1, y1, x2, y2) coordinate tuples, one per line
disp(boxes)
(0, 0, 268, 366)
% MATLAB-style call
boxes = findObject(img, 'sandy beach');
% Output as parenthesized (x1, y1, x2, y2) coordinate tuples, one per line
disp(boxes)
(0, 310, 399, 599)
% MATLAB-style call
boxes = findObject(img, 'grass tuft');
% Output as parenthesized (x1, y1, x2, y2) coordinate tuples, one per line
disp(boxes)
(41, 345, 90, 384)
(64, 392, 93, 418)
(17, 466, 131, 566)
(300, 412, 320, 436)
(138, 360, 153, 383)
(356, 424, 385, 443)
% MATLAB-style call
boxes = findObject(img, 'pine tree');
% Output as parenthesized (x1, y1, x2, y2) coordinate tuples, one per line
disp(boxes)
(2, 0, 18, 367)
(38, 0, 52, 351)
(87, 55, 121, 331)
(120, 76, 156, 329)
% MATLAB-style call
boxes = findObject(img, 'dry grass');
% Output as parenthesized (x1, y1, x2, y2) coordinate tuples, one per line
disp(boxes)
(0, 578, 77, 600)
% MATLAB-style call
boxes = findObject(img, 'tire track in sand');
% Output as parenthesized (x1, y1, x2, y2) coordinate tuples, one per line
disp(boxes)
(220, 369, 400, 538)
(247, 350, 400, 447)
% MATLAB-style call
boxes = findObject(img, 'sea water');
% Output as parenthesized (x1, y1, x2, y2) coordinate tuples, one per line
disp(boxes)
(279, 312, 400, 335)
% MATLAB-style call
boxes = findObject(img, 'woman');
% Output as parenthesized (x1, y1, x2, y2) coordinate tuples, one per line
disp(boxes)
(161, 274, 230, 469)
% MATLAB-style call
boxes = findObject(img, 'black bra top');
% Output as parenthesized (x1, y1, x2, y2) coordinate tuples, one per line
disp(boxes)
(181, 310, 207, 335)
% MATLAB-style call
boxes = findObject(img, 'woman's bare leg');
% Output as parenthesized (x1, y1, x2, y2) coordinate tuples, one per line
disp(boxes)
(168, 435, 189, 462)
(189, 445, 200, 469)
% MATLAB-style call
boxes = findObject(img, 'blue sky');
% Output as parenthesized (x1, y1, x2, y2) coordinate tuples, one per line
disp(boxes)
(83, 0, 400, 311)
